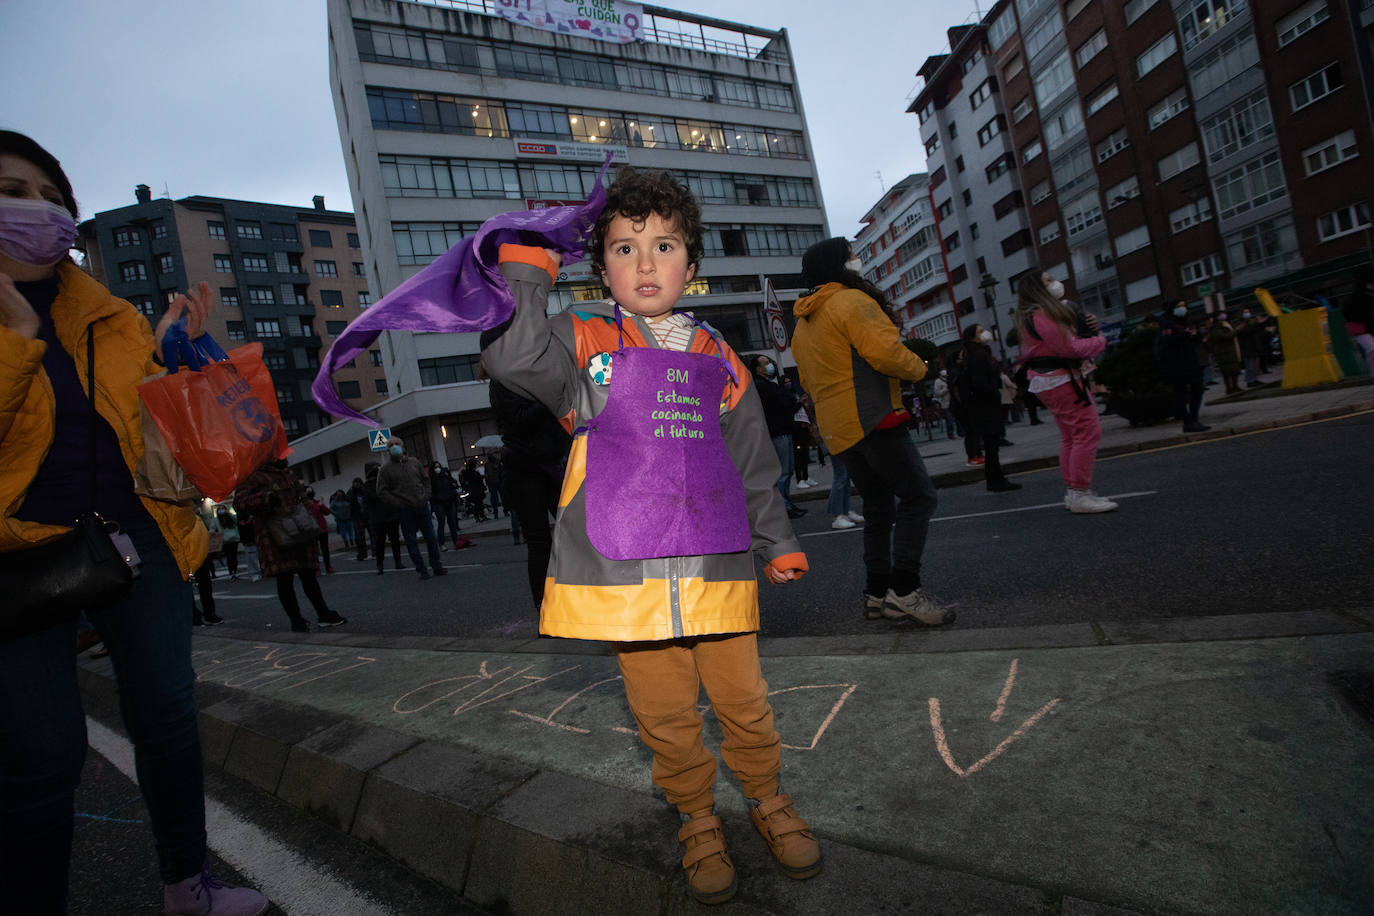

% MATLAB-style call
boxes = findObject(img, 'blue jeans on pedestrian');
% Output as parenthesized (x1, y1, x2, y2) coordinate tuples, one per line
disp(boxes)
(399, 503, 443, 572)
(336, 518, 354, 546)
(837, 427, 938, 598)
(431, 499, 460, 546)
(0, 511, 206, 911)
(828, 453, 852, 517)
(771, 433, 795, 509)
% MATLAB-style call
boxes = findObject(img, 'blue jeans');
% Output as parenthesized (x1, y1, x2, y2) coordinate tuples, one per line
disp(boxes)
(0, 512, 205, 911)
(431, 499, 460, 546)
(771, 433, 795, 510)
(827, 454, 852, 517)
(838, 427, 938, 597)
(399, 504, 443, 572)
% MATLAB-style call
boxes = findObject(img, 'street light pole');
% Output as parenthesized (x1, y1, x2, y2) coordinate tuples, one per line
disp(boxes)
(978, 271, 1007, 363)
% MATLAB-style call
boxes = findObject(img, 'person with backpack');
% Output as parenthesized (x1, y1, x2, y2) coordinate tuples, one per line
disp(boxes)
(1014, 271, 1116, 513)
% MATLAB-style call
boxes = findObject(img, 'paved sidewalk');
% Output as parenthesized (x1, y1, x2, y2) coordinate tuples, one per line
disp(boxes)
(81, 378, 1374, 915)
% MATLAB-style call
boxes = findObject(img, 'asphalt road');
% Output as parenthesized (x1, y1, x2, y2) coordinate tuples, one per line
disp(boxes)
(196, 412, 1374, 642)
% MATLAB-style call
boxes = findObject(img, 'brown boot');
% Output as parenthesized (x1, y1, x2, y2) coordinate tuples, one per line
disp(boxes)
(677, 811, 737, 904)
(750, 792, 821, 879)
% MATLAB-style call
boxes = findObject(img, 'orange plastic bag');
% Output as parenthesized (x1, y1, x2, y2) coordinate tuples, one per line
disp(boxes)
(137, 332, 289, 502)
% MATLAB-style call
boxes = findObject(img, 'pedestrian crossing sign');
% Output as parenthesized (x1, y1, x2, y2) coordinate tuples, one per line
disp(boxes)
(368, 427, 392, 451)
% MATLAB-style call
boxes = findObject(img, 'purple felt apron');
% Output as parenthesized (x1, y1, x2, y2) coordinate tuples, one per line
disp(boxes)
(583, 309, 751, 561)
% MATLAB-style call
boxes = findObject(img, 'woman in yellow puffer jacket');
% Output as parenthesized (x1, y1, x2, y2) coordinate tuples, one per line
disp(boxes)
(0, 132, 267, 914)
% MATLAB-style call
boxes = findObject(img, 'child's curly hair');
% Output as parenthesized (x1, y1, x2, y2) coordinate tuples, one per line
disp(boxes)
(589, 167, 704, 276)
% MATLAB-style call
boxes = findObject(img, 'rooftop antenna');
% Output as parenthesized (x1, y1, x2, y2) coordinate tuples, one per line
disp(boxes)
(874, 170, 886, 193)
(160, 182, 171, 199)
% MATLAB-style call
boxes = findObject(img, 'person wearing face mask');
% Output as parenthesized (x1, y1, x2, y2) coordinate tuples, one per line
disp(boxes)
(750, 353, 807, 519)
(957, 324, 1021, 493)
(792, 237, 955, 626)
(1234, 309, 1268, 387)
(1156, 300, 1210, 433)
(363, 461, 405, 573)
(1015, 271, 1116, 513)
(376, 436, 447, 580)
(0, 132, 270, 914)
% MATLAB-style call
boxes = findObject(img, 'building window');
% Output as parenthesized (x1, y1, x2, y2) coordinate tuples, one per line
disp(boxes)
(1136, 33, 1178, 78)
(1024, 14, 1061, 59)
(1053, 146, 1093, 197)
(158, 253, 174, 274)
(226, 321, 246, 340)
(1039, 222, 1062, 244)
(1043, 104, 1085, 150)
(318, 290, 343, 309)
(924, 133, 941, 157)
(129, 295, 155, 317)
(1191, 27, 1260, 99)
(1022, 139, 1044, 164)
(1278, 0, 1329, 47)
(969, 80, 994, 110)
(113, 227, 141, 247)
(393, 220, 482, 265)
(1227, 215, 1297, 269)
(254, 319, 282, 338)
(375, 378, 389, 395)
(949, 264, 969, 285)
(270, 223, 298, 242)
(1124, 275, 1162, 304)
(1213, 150, 1287, 218)
(1303, 130, 1359, 176)
(1106, 176, 1141, 208)
(1030, 180, 1053, 205)
(1170, 197, 1214, 231)
(1290, 63, 1343, 111)
(282, 417, 300, 437)
(1124, 0, 1160, 24)
(1003, 54, 1024, 82)
(1086, 82, 1119, 116)
(352, 262, 366, 277)
(1000, 228, 1033, 256)
(369, 349, 383, 367)
(207, 221, 225, 240)
(309, 229, 333, 247)
(1113, 225, 1152, 255)
(1201, 92, 1273, 162)
(164, 290, 179, 306)
(314, 260, 338, 277)
(418, 354, 482, 385)
(119, 261, 147, 282)
(1158, 142, 1201, 181)
(1075, 30, 1107, 68)
(220, 287, 240, 307)
(347, 232, 360, 248)
(242, 254, 269, 272)
(993, 191, 1025, 219)
(1033, 51, 1074, 109)
(1181, 0, 1245, 50)
(300, 318, 314, 337)
(962, 189, 973, 207)
(960, 46, 983, 75)
(152, 222, 167, 240)
(977, 115, 1006, 147)
(1181, 253, 1226, 284)
(275, 385, 296, 404)
(326, 320, 348, 336)
(359, 292, 372, 308)
(1012, 97, 1033, 123)
(945, 231, 961, 252)
(955, 156, 965, 174)
(937, 199, 953, 219)
(985, 155, 1013, 183)
(213, 254, 232, 272)
(1149, 88, 1191, 130)
(916, 101, 935, 125)
(236, 222, 263, 240)
(1064, 193, 1104, 237)
(1096, 129, 1130, 163)
(948, 122, 959, 140)
(264, 353, 288, 370)
(988, 8, 1016, 48)
(247, 287, 275, 306)
(1317, 201, 1372, 242)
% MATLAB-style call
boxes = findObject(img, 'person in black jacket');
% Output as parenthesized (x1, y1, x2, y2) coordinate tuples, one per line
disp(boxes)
(363, 461, 405, 573)
(489, 376, 572, 607)
(1157, 302, 1210, 432)
(347, 476, 370, 561)
(429, 461, 461, 548)
(958, 325, 1020, 492)
(749, 354, 807, 519)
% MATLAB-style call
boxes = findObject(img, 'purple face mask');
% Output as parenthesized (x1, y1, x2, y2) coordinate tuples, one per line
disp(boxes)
(0, 198, 78, 267)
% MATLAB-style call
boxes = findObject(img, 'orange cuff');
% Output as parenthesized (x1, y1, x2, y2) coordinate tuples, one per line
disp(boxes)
(499, 244, 559, 281)
(766, 552, 809, 578)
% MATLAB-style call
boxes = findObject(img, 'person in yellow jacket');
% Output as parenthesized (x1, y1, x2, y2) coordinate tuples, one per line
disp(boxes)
(791, 237, 955, 627)
(0, 132, 267, 915)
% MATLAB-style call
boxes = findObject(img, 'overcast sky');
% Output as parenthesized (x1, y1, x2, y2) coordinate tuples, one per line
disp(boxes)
(3, 0, 979, 244)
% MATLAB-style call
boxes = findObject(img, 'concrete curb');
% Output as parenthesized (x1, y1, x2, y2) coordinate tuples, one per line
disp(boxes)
(76, 663, 1100, 915)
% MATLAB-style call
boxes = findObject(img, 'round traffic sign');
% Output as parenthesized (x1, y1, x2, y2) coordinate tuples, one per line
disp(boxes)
(769, 314, 789, 351)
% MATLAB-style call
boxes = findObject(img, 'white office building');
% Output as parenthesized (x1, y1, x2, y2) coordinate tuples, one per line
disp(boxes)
(291, 0, 827, 485)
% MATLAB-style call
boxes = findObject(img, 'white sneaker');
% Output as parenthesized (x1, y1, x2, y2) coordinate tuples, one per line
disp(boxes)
(846, 511, 865, 523)
(830, 515, 856, 529)
(795, 480, 814, 489)
(882, 588, 956, 626)
(1065, 488, 1118, 514)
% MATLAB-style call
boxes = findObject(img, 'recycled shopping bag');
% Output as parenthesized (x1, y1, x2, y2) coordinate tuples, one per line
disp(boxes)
(137, 325, 289, 502)
(133, 394, 202, 505)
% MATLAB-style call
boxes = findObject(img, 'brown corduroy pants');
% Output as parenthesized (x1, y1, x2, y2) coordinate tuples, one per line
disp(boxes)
(614, 633, 781, 816)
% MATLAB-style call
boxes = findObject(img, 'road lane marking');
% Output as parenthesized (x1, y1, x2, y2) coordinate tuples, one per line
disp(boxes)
(799, 491, 1157, 535)
(86, 718, 399, 916)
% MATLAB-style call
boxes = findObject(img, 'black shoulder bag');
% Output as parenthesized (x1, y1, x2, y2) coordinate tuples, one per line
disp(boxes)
(0, 322, 135, 641)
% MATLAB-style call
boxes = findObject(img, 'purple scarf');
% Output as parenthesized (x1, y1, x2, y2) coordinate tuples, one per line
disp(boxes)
(312, 158, 611, 425)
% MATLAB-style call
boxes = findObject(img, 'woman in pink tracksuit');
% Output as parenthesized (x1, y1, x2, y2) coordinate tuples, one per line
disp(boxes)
(1014, 272, 1117, 514)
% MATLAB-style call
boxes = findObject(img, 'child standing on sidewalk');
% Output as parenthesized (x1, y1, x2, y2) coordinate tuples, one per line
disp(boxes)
(484, 167, 819, 905)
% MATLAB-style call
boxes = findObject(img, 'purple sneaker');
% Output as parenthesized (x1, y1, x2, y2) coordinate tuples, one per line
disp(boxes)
(163, 868, 268, 915)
